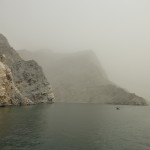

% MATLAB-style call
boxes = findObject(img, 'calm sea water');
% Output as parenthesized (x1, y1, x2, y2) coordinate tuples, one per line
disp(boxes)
(0, 103, 150, 150)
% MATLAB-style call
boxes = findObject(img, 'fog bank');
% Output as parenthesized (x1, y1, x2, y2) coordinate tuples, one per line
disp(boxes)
(1, 0, 150, 100)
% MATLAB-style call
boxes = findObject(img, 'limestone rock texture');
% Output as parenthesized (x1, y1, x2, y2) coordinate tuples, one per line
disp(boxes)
(19, 50, 147, 105)
(0, 34, 54, 106)
(0, 57, 33, 106)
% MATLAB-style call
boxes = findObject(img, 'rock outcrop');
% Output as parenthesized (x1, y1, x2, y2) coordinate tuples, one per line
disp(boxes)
(0, 55, 33, 106)
(19, 50, 147, 105)
(12, 60, 54, 103)
(0, 34, 54, 106)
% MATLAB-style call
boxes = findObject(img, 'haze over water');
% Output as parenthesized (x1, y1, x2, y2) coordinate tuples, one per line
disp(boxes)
(0, 103, 150, 150)
(0, 1, 150, 150)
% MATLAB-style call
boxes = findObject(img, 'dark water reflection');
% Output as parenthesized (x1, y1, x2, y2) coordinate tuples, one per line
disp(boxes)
(0, 103, 150, 150)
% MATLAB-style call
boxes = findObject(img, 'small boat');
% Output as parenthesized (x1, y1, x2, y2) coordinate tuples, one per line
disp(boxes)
(116, 106, 120, 110)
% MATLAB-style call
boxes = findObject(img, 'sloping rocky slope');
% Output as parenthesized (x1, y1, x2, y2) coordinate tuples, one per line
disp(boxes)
(19, 50, 147, 105)
(0, 34, 54, 106)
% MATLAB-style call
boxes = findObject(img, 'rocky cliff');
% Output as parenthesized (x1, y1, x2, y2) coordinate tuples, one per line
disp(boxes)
(19, 50, 147, 105)
(0, 34, 54, 106)
(0, 57, 33, 106)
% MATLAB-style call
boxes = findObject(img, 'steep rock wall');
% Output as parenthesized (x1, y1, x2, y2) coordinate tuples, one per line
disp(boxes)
(0, 34, 54, 106)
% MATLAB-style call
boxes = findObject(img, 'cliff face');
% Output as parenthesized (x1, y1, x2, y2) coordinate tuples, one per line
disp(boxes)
(0, 60, 33, 106)
(19, 50, 147, 105)
(12, 60, 54, 103)
(0, 34, 54, 106)
(0, 34, 21, 65)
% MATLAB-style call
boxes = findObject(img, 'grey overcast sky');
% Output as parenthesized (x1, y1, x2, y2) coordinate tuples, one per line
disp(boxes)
(0, 0, 150, 100)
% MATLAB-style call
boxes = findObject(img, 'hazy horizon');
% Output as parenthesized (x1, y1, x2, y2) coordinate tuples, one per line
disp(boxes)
(1, 0, 150, 100)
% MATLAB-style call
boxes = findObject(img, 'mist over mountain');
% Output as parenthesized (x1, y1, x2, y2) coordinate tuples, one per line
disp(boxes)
(19, 49, 147, 105)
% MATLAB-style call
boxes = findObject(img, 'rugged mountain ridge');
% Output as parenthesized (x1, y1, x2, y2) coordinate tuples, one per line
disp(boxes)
(0, 34, 54, 106)
(19, 50, 147, 105)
